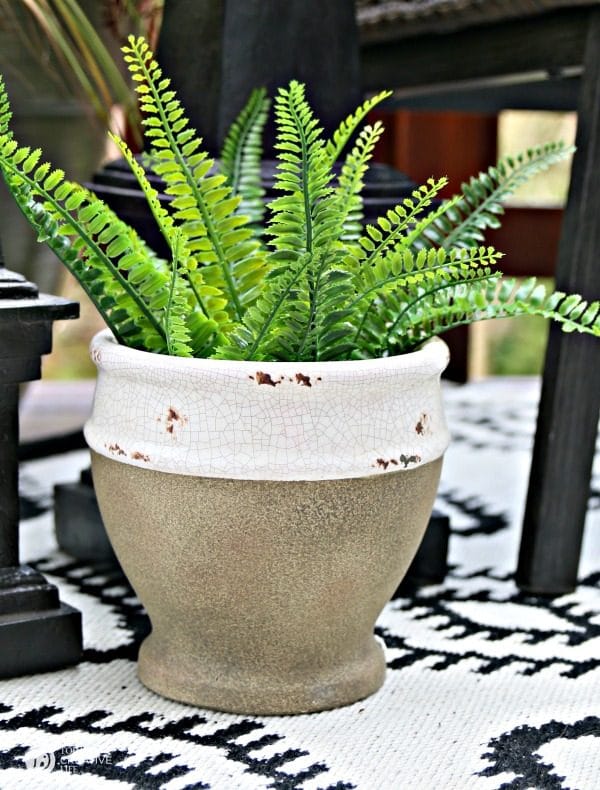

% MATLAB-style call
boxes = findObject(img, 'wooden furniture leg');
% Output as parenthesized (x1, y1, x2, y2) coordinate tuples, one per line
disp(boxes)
(517, 11, 600, 595)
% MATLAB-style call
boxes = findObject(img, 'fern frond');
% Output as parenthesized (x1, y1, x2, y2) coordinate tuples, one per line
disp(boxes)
(109, 132, 174, 239)
(108, 130, 230, 348)
(355, 245, 503, 306)
(0, 75, 12, 136)
(220, 87, 271, 229)
(389, 278, 600, 354)
(309, 254, 357, 360)
(123, 35, 267, 322)
(425, 143, 575, 249)
(164, 228, 193, 356)
(247, 81, 338, 360)
(214, 252, 314, 360)
(352, 247, 503, 356)
(0, 133, 171, 350)
(354, 178, 450, 267)
(324, 89, 392, 166)
(336, 121, 385, 242)
(269, 80, 333, 254)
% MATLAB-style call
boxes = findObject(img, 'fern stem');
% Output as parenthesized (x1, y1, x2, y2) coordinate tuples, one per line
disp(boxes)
(182, 273, 209, 318)
(289, 98, 313, 255)
(296, 253, 328, 360)
(164, 232, 181, 355)
(350, 295, 377, 355)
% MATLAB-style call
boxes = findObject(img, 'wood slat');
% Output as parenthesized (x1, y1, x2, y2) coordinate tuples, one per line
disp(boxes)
(360, 8, 589, 93)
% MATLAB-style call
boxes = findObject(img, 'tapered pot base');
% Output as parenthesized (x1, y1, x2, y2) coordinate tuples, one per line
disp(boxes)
(138, 632, 386, 715)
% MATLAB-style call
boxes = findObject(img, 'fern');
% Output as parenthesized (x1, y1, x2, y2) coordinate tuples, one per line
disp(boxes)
(324, 89, 392, 167)
(336, 121, 385, 242)
(0, 38, 596, 366)
(354, 248, 503, 357)
(0, 135, 170, 351)
(107, 131, 228, 355)
(0, 75, 11, 135)
(354, 244, 502, 319)
(225, 84, 394, 362)
(220, 87, 270, 229)
(226, 81, 343, 361)
(163, 228, 194, 357)
(354, 178, 450, 267)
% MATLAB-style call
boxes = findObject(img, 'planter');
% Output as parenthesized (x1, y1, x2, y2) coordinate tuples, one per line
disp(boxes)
(85, 330, 450, 714)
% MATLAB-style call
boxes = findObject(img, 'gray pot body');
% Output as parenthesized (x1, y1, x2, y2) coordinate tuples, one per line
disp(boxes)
(91, 453, 443, 714)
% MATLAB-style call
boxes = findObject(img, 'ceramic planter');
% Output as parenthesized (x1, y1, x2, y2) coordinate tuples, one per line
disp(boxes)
(85, 329, 450, 714)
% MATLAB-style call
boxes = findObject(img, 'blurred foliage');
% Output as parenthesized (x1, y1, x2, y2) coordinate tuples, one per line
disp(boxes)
(0, 0, 164, 146)
(487, 313, 550, 375)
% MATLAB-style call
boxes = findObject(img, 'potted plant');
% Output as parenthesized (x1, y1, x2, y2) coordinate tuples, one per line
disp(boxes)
(1, 37, 598, 714)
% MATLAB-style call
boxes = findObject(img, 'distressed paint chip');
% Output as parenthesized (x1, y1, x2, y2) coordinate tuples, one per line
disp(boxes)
(255, 371, 278, 387)
(399, 454, 421, 468)
(415, 413, 431, 435)
(166, 407, 188, 435)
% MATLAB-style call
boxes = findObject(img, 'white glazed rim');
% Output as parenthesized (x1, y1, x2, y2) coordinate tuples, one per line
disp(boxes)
(85, 330, 450, 480)
(90, 329, 450, 378)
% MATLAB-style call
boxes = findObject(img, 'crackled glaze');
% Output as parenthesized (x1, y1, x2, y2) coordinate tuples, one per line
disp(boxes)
(84, 330, 450, 481)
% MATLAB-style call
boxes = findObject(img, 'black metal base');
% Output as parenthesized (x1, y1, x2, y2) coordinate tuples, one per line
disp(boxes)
(0, 565, 82, 678)
(394, 510, 450, 596)
(54, 467, 115, 562)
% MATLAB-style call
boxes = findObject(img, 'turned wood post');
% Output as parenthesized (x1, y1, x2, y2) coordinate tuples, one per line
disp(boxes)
(0, 254, 83, 677)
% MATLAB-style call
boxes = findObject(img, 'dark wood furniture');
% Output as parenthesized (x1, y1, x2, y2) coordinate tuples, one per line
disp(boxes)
(0, 253, 82, 677)
(358, 0, 600, 594)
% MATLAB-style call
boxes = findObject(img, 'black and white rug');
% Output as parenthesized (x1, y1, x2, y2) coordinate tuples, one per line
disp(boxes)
(1, 379, 599, 789)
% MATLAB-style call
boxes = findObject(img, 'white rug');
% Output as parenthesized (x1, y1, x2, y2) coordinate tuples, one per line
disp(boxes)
(1, 379, 598, 789)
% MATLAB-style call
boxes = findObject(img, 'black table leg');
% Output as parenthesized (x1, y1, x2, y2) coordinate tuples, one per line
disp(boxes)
(517, 12, 600, 595)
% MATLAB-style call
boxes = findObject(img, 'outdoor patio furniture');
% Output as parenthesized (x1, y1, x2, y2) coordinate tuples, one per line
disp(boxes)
(0, 253, 82, 678)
